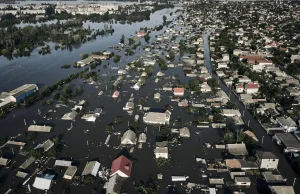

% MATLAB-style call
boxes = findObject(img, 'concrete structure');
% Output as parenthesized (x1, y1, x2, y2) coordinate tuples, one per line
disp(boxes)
(256, 150, 279, 169)
(143, 111, 171, 125)
(64, 166, 77, 180)
(276, 117, 297, 132)
(121, 130, 137, 145)
(110, 156, 132, 178)
(82, 161, 100, 176)
(28, 125, 52, 132)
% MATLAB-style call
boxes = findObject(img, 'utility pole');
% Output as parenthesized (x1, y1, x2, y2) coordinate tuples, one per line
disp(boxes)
(262, 136, 264, 144)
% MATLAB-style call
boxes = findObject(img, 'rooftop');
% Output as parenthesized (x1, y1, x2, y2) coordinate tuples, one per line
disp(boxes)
(256, 150, 278, 159)
(275, 133, 300, 149)
(227, 144, 248, 156)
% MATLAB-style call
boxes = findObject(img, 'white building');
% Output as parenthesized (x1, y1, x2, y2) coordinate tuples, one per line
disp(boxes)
(245, 83, 259, 94)
(154, 147, 168, 159)
(121, 130, 137, 145)
(143, 111, 171, 125)
(276, 117, 297, 133)
(222, 109, 241, 117)
(63, 166, 77, 180)
(256, 151, 279, 169)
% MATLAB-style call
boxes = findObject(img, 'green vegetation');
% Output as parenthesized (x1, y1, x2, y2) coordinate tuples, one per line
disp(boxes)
(61, 64, 71, 69)
(145, 67, 154, 75)
(82, 53, 89, 60)
(156, 158, 169, 166)
(156, 56, 168, 70)
(163, 15, 167, 25)
(213, 113, 224, 123)
(0, 21, 114, 59)
(113, 55, 121, 63)
(134, 178, 159, 194)
(125, 48, 134, 56)
(120, 34, 125, 44)
(128, 38, 135, 46)
(144, 34, 150, 43)
(168, 50, 175, 61)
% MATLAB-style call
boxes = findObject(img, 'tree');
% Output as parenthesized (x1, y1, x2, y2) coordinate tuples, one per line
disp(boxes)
(120, 34, 125, 44)
(223, 131, 235, 144)
(82, 53, 89, 60)
(213, 113, 224, 123)
(207, 78, 218, 89)
(144, 34, 150, 43)
(145, 67, 153, 75)
(163, 15, 167, 25)
(156, 158, 168, 166)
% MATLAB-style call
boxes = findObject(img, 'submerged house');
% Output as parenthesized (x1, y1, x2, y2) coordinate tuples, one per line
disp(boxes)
(143, 110, 171, 125)
(110, 155, 132, 178)
(81, 161, 100, 176)
(121, 130, 137, 145)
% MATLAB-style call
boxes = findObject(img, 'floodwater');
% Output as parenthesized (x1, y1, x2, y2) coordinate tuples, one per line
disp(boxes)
(0, 8, 175, 91)
(0, 9, 296, 194)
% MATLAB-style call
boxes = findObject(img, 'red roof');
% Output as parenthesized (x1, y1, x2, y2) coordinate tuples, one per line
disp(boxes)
(112, 91, 120, 97)
(246, 83, 259, 89)
(237, 84, 244, 88)
(110, 156, 132, 177)
(174, 88, 184, 94)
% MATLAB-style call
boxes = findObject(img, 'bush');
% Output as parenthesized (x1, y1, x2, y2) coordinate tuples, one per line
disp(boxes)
(61, 64, 71, 69)
(157, 158, 168, 166)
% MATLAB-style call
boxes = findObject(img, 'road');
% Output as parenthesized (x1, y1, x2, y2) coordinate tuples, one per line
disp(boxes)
(203, 32, 300, 192)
